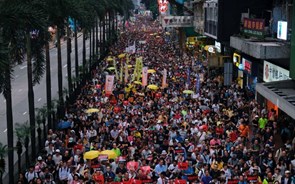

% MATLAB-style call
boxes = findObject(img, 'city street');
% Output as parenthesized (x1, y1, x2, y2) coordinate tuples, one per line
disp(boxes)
(0, 34, 90, 169)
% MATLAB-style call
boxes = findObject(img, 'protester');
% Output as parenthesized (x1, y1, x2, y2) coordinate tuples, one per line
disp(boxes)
(19, 11, 295, 184)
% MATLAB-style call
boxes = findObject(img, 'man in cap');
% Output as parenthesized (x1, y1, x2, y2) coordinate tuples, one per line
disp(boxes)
(281, 170, 294, 184)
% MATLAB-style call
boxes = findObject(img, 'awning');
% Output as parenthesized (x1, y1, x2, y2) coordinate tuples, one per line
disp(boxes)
(256, 80, 295, 119)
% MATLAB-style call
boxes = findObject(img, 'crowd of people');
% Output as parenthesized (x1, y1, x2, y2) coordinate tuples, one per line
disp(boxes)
(18, 14, 295, 184)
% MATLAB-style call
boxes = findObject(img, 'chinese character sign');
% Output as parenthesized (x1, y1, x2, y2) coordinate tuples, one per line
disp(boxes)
(243, 18, 265, 38)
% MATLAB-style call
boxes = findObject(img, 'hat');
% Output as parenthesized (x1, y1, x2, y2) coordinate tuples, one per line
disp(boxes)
(37, 156, 42, 161)
(255, 115, 259, 118)
(161, 150, 167, 155)
(285, 170, 291, 174)
(55, 149, 60, 153)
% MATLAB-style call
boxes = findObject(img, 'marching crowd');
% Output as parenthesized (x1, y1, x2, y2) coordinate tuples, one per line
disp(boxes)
(18, 14, 295, 184)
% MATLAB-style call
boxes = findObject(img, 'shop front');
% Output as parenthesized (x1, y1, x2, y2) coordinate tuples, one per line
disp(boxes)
(256, 60, 291, 116)
(232, 52, 258, 90)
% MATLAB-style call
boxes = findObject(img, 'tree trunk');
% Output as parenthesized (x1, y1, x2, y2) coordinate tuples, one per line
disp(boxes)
(92, 25, 95, 64)
(66, 25, 73, 94)
(112, 12, 116, 40)
(16, 140, 22, 174)
(99, 20, 102, 56)
(42, 119, 46, 143)
(95, 18, 99, 61)
(4, 66, 14, 184)
(45, 33, 52, 130)
(56, 27, 64, 118)
(74, 20, 79, 80)
(26, 30, 36, 161)
(103, 17, 106, 55)
(25, 137, 29, 169)
(108, 12, 112, 42)
(89, 29, 92, 71)
(37, 126, 42, 150)
(82, 29, 86, 75)
(115, 12, 118, 38)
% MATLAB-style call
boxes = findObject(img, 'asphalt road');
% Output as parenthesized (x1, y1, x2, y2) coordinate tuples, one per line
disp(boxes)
(0, 34, 90, 164)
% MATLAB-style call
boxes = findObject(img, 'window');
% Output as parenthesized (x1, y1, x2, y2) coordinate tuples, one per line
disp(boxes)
(204, 2, 218, 38)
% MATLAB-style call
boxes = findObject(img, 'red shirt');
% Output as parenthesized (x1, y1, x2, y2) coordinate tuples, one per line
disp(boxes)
(229, 131, 238, 142)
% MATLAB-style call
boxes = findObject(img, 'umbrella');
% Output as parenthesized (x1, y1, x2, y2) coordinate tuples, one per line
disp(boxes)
(183, 90, 194, 94)
(147, 69, 156, 73)
(107, 67, 116, 71)
(99, 150, 117, 159)
(147, 84, 159, 90)
(133, 81, 142, 85)
(127, 161, 139, 171)
(106, 57, 113, 62)
(84, 150, 100, 160)
(57, 121, 71, 129)
(85, 108, 99, 114)
(118, 53, 126, 59)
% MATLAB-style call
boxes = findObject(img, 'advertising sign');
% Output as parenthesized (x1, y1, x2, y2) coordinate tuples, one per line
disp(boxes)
(162, 69, 167, 88)
(243, 18, 265, 38)
(105, 75, 115, 95)
(263, 61, 290, 82)
(142, 67, 148, 86)
(162, 16, 193, 27)
(242, 58, 252, 75)
(158, 0, 169, 13)
(277, 21, 288, 40)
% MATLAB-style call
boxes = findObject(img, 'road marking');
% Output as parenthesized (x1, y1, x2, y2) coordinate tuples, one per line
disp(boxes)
(3, 129, 7, 133)
(20, 66, 27, 70)
(63, 64, 67, 68)
(38, 98, 42, 102)
(23, 111, 27, 115)
(18, 89, 23, 92)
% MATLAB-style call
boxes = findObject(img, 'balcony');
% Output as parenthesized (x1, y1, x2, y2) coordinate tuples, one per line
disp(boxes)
(230, 36, 290, 59)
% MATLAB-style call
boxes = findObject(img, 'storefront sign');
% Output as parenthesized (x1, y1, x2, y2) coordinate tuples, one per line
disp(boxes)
(242, 58, 252, 75)
(161, 16, 193, 27)
(215, 41, 221, 53)
(158, 0, 169, 14)
(263, 61, 290, 82)
(277, 21, 288, 40)
(233, 53, 241, 68)
(243, 18, 265, 38)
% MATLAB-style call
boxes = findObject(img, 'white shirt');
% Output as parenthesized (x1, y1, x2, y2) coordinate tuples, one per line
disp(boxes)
(157, 177, 168, 184)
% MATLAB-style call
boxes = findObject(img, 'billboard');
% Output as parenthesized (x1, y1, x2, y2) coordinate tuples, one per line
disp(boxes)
(161, 16, 193, 27)
(277, 21, 288, 40)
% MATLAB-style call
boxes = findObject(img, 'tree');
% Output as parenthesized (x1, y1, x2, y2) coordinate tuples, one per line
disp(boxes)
(0, 143, 8, 184)
(15, 122, 31, 169)
(0, 0, 46, 181)
(44, 0, 80, 118)
(22, 0, 48, 161)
